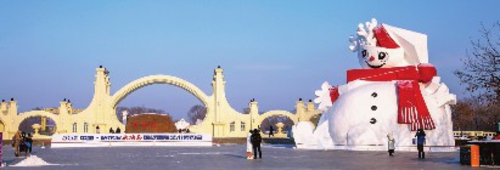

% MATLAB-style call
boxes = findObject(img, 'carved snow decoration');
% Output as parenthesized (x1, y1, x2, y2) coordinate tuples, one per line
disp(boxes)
(294, 18, 457, 151)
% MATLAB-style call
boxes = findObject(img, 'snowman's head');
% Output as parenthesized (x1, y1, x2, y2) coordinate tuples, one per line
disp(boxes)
(349, 18, 420, 69)
(358, 45, 405, 69)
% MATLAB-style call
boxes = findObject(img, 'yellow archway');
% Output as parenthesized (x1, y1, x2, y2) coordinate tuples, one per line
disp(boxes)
(13, 111, 61, 133)
(110, 75, 210, 109)
(256, 110, 298, 127)
(0, 66, 318, 139)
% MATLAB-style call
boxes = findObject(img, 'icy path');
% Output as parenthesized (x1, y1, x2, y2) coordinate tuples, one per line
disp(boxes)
(1, 145, 465, 170)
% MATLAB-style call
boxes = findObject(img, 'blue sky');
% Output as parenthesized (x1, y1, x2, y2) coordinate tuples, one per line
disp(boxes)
(0, 1, 498, 120)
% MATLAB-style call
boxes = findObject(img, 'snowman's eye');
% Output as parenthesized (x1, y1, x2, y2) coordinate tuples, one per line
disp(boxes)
(378, 52, 387, 60)
(362, 50, 367, 57)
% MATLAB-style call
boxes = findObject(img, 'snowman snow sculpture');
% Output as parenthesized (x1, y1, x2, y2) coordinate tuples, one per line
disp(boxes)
(293, 18, 456, 150)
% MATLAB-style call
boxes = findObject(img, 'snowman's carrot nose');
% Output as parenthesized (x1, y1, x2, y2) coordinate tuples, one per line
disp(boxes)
(369, 56, 375, 61)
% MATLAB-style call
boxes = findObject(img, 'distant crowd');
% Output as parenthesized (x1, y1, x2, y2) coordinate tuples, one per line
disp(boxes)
(108, 127, 122, 134)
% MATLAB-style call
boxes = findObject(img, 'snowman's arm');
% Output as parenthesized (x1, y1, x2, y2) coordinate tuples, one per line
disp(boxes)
(313, 81, 356, 111)
(424, 76, 457, 107)
(314, 81, 342, 111)
(435, 83, 457, 107)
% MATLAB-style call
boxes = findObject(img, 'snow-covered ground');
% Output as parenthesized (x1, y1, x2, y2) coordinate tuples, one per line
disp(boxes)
(1, 145, 464, 169)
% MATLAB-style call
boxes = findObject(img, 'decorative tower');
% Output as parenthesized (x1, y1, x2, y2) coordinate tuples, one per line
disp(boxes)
(295, 98, 305, 121)
(307, 99, 315, 112)
(249, 98, 259, 130)
(212, 65, 226, 123)
(57, 99, 71, 133)
(92, 65, 111, 123)
(210, 66, 227, 137)
(0, 99, 7, 115)
(8, 98, 17, 116)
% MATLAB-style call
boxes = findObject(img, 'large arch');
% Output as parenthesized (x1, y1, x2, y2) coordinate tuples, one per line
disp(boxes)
(14, 111, 62, 132)
(110, 75, 210, 109)
(256, 110, 298, 127)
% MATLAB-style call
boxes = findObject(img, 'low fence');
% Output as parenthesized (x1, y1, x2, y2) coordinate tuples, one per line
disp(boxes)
(454, 131, 497, 138)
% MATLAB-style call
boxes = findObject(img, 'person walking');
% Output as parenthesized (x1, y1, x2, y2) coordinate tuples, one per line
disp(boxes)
(250, 129, 262, 159)
(25, 133, 33, 156)
(269, 125, 274, 137)
(246, 130, 254, 159)
(415, 129, 426, 159)
(20, 131, 27, 156)
(12, 131, 21, 157)
(27, 133, 33, 155)
(387, 131, 395, 156)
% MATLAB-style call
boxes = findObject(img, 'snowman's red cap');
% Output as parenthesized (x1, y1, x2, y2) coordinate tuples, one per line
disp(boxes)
(350, 18, 429, 64)
(373, 25, 400, 49)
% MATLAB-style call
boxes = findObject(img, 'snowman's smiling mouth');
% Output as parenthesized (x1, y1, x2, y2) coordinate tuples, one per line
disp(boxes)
(365, 61, 386, 69)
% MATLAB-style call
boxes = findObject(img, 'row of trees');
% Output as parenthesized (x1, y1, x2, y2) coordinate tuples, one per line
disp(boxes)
(451, 98, 500, 131)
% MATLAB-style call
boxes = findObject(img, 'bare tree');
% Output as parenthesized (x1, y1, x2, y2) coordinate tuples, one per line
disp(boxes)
(455, 21, 500, 103)
(454, 21, 500, 132)
(451, 98, 476, 131)
(187, 105, 207, 124)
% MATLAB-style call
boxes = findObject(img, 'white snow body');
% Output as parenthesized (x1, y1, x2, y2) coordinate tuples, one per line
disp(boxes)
(294, 76, 456, 150)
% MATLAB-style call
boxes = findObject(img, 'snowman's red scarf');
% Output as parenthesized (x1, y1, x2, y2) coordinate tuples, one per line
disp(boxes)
(337, 65, 436, 131)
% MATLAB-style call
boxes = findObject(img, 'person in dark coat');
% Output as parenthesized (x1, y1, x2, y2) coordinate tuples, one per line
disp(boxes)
(250, 129, 262, 159)
(269, 125, 274, 137)
(25, 133, 33, 155)
(12, 131, 21, 157)
(116, 127, 121, 134)
(109, 128, 115, 134)
(415, 129, 426, 159)
(20, 131, 27, 156)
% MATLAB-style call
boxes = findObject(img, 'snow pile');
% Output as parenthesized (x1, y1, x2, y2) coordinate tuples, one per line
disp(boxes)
(10, 155, 58, 167)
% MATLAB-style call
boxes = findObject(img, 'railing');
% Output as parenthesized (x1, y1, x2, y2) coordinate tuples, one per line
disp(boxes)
(453, 131, 497, 139)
